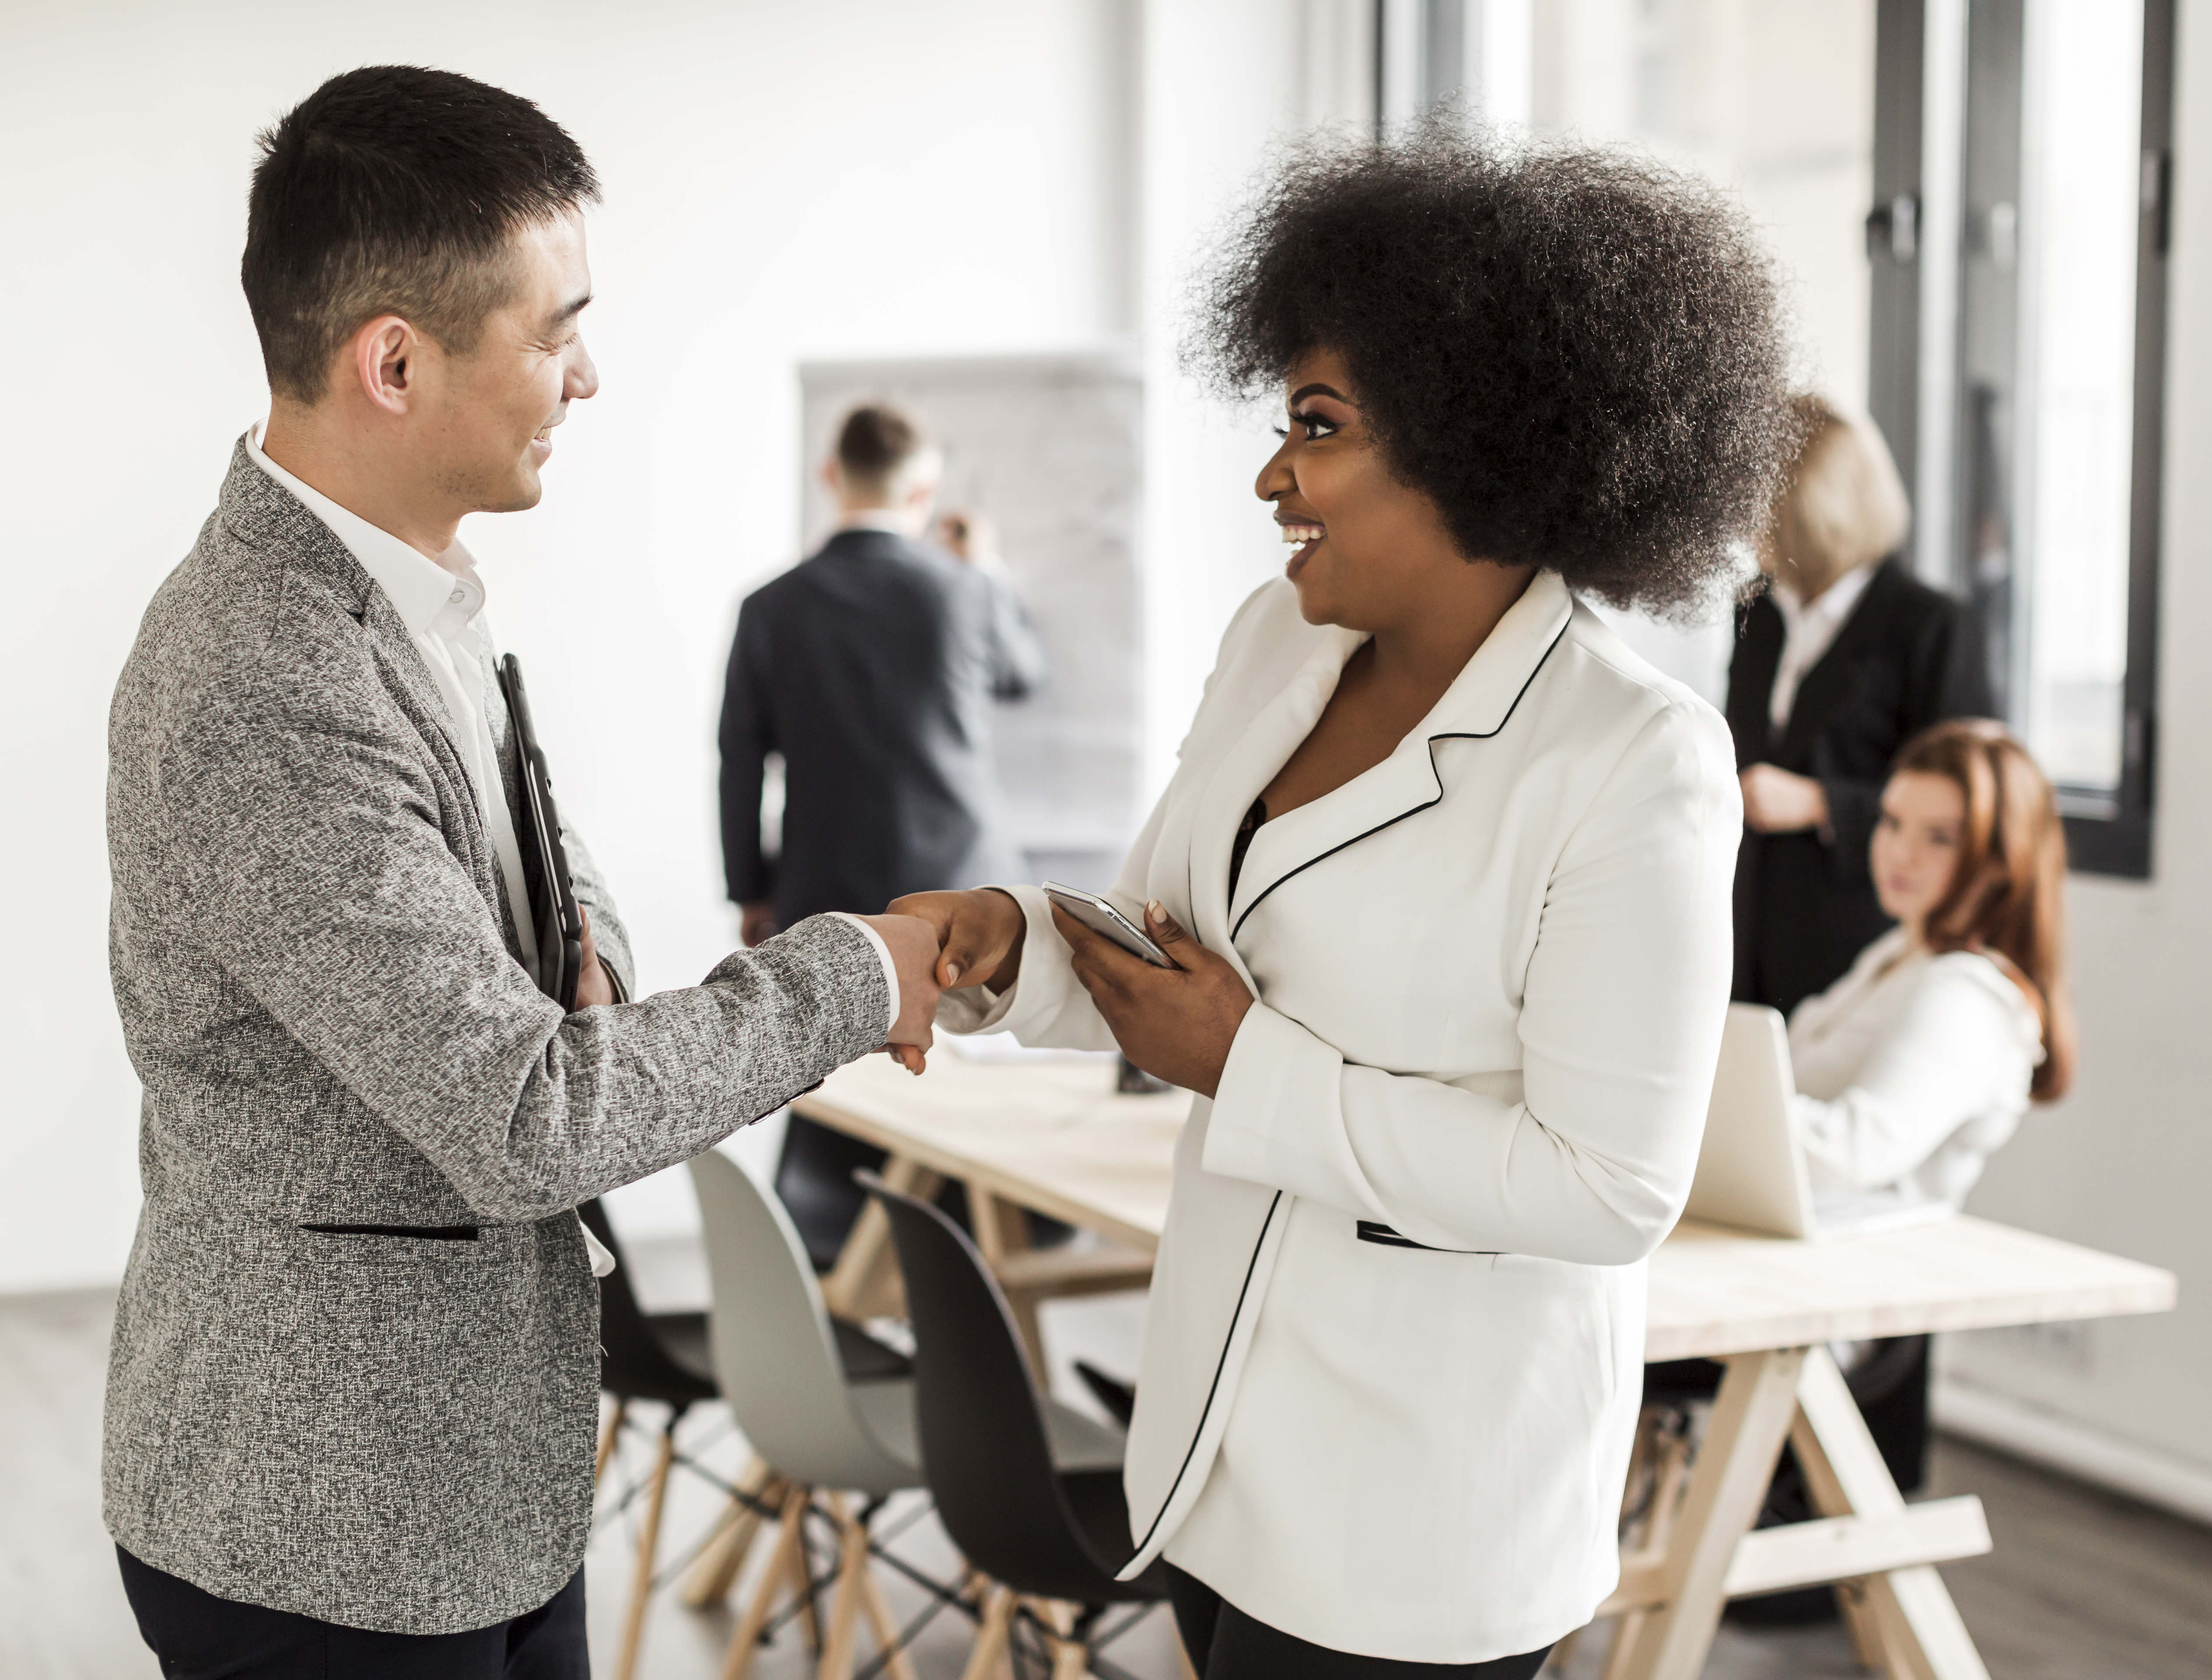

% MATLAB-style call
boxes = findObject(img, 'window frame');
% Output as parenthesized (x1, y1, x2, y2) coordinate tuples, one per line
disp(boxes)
(1869, 0, 2172, 878)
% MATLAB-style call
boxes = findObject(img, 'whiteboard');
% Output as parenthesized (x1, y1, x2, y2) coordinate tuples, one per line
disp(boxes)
(798, 354, 1144, 870)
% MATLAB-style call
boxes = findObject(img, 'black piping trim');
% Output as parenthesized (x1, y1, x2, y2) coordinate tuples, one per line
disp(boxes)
(1355, 1220, 1498, 1254)
(1230, 623, 1569, 941)
(301, 1223, 480, 1242)
(1124, 1190, 1283, 1560)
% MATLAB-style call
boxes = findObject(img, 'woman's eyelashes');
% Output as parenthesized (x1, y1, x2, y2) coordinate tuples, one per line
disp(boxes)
(1274, 410, 1343, 441)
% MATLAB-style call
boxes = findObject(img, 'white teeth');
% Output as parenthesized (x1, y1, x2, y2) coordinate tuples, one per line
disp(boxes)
(1279, 525, 1324, 545)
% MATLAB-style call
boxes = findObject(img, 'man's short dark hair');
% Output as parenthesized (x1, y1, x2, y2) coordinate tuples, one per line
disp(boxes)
(243, 66, 601, 404)
(834, 402, 933, 498)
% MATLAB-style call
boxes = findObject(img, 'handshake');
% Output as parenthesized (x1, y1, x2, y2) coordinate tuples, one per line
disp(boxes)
(853, 889, 1032, 1074)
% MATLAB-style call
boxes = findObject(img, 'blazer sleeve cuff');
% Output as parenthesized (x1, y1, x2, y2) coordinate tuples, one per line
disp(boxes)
(826, 913, 898, 1037)
(1200, 1003, 1365, 1211)
(935, 885, 1073, 1038)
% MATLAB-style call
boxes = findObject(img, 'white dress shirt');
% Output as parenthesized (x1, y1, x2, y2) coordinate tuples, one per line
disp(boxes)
(1788, 927, 2045, 1208)
(1768, 562, 1877, 729)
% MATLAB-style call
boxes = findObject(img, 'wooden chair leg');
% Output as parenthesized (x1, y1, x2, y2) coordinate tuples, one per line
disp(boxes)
(1032, 1597, 1091, 1679)
(959, 1583, 1016, 1680)
(612, 1421, 677, 1680)
(721, 1483, 812, 1680)
(813, 1493, 871, 1680)
(681, 1459, 780, 1609)
(594, 1398, 628, 1486)
(856, 1536, 920, 1680)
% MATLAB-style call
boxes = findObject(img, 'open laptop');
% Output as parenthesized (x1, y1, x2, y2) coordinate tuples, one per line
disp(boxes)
(1684, 1004, 1953, 1242)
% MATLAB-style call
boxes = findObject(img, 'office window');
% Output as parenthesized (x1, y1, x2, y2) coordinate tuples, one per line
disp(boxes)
(1876, 0, 2172, 876)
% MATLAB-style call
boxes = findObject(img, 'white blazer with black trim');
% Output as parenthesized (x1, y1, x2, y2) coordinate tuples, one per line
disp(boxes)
(939, 569, 1741, 1662)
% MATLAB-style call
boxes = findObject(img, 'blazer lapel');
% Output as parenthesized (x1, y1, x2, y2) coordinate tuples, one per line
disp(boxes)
(1228, 570, 1575, 938)
(1187, 624, 1365, 964)
(217, 441, 496, 901)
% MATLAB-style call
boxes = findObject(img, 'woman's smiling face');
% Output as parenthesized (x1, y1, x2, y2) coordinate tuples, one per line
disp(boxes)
(1254, 348, 1483, 631)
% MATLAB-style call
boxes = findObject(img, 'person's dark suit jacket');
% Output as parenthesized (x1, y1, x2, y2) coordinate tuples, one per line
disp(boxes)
(720, 526, 1047, 929)
(1728, 558, 1992, 1017)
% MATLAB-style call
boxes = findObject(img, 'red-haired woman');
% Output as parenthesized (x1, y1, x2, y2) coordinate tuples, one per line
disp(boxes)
(1714, 718, 2074, 1625)
(1787, 718, 2074, 1206)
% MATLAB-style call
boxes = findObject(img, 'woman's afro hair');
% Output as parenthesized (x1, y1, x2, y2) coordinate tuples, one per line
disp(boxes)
(1190, 122, 1801, 617)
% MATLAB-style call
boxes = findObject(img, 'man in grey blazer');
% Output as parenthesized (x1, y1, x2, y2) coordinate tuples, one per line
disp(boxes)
(104, 66, 940, 1676)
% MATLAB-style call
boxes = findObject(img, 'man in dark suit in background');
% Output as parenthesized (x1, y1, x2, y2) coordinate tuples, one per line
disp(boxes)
(719, 401, 1045, 941)
(719, 402, 1046, 1262)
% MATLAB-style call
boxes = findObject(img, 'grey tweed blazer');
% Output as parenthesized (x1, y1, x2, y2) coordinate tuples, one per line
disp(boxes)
(103, 440, 890, 1634)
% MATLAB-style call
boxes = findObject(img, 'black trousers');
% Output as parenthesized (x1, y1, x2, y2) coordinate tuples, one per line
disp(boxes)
(1166, 1565, 1553, 1679)
(117, 1547, 589, 1680)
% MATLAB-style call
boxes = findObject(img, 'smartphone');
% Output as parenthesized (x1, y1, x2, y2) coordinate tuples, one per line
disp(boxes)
(1042, 882, 1172, 966)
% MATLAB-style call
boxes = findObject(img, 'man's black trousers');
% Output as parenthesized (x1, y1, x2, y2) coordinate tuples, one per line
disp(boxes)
(118, 1547, 588, 1679)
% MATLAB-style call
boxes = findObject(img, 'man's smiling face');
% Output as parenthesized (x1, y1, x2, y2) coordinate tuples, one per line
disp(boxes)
(427, 210, 599, 515)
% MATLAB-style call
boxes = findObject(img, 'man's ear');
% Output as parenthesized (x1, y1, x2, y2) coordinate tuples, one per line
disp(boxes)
(348, 315, 424, 417)
(820, 458, 844, 495)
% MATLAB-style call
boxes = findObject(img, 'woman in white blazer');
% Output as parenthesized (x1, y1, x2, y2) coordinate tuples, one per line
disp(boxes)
(897, 130, 1796, 1676)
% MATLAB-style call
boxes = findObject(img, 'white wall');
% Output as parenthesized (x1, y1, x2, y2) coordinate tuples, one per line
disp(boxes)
(1931, 0, 2212, 1510)
(0, 0, 1145, 1290)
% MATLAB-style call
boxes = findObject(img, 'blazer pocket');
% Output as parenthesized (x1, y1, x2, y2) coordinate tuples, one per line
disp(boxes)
(1354, 1220, 1498, 1255)
(300, 1222, 480, 1242)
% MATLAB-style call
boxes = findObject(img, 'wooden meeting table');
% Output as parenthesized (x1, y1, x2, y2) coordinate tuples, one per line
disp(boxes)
(792, 1050, 2176, 1680)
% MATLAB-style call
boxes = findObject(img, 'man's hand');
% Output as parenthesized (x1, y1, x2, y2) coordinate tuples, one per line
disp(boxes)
(1059, 901, 1253, 1098)
(888, 888, 1027, 993)
(1740, 763, 1831, 835)
(574, 909, 616, 1009)
(739, 901, 777, 948)
(856, 913, 945, 1075)
(935, 511, 1000, 565)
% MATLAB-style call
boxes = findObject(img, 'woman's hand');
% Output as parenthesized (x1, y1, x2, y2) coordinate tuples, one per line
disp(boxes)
(1060, 901, 1253, 1098)
(1740, 763, 1830, 834)
(886, 888, 1027, 993)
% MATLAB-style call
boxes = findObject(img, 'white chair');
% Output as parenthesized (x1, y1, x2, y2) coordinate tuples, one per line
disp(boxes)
(685, 1148, 933, 1680)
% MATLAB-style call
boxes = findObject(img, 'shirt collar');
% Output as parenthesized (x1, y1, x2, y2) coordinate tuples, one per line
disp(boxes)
(1772, 560, 1876, 634)
(836, 508, 912, 536)
(247, 422, 482, 637)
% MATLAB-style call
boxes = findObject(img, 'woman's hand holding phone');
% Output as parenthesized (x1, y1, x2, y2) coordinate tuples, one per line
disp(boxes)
(886, 888, 1028, 994)
(1057, 901, 1254, 1099)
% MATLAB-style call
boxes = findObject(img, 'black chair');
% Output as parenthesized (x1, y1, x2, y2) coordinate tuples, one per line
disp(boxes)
(858, 1171, 1169, 1679)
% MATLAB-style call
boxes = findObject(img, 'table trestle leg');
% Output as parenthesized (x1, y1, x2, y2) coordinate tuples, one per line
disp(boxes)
(1788, 1348, 1992, 1680)
(1607, 1346, 1808, 1680)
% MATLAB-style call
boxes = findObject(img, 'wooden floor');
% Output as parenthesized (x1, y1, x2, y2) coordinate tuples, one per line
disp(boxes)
(9, 1284, 2210, 1680)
